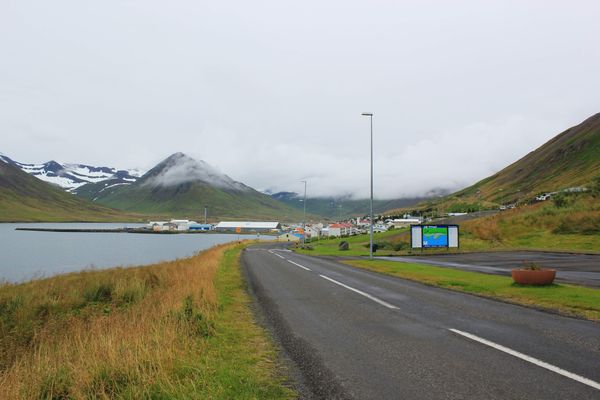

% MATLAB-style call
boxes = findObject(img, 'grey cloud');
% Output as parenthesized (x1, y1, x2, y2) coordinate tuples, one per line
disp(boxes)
(1, 0, 599, 199)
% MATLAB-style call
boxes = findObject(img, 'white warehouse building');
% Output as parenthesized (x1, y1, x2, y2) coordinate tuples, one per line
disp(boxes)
(214, 221, 281, 233)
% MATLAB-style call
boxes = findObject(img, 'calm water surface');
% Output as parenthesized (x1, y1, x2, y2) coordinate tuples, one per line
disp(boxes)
(0, 223, 249, 283)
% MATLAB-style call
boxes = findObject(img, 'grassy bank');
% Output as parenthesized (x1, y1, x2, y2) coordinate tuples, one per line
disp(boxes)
(345, 259, 600, 321)
(296, 195, 600, 257)
(0, 244, 294, 399)
(297, 229, 409, 257)
(459, 195, 600, 252)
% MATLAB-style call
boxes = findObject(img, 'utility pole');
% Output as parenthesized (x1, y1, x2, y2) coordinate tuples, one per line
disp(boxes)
(362, 112, 374, 260)
(204, 205, 208, 224)
(301, 180, 307, 245)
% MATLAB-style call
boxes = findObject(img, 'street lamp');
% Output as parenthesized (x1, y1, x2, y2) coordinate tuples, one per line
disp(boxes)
(362, 112, 374, 260)
(301, 180, 307, 245)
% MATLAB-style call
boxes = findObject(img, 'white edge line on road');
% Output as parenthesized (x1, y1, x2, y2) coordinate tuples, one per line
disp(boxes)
(319, 275, 399, 310)
(287, 260, 311, 271)
(274, 253, 286, 259)
(448, 328, 600, 391)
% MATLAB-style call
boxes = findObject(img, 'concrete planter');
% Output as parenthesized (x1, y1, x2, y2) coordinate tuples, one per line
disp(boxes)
(511, 269, 556, 285)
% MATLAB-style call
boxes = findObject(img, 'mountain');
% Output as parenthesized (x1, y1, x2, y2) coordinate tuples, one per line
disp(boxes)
(456, 113, 600, 204)
(270, 191, 426, 219)
(0, 153, 143, 192)
(81, 153, 305, 220)
(0, 161, 135, 222)
(385, 113, 600, 215)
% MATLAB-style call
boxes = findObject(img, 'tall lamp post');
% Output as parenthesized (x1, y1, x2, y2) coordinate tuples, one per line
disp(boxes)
(301, 180, 307, 245)
(362, 112, 374, 260)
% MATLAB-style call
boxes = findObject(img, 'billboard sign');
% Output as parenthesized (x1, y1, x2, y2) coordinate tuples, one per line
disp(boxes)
(411, 225, 459, 249)
(422, 225, 449, 248)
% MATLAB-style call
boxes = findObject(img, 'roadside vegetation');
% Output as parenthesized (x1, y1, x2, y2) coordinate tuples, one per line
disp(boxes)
(460, 193, 600, 252)
(297, 191, 600, 257)
(0, 244, 294, 399)
(297, 228, 410, 257)
(346, 259, 600, 321)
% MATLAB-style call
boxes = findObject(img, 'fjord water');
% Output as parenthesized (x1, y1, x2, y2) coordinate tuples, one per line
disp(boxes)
(0, 223, 244, 283)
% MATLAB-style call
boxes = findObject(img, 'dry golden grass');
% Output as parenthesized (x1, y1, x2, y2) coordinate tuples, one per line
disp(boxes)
(463, 216, 503, 242)
(0, 244, 294, 399)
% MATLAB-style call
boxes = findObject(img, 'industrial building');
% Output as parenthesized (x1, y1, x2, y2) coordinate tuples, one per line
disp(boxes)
(214, 221, 281, 233)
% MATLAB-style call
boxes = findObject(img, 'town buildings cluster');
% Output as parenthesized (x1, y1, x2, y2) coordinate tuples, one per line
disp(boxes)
(145, 215, 423, 242)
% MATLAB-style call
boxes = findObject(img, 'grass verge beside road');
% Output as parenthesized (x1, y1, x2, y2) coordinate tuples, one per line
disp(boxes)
(0, 243, 294, 399)
(345, 259, 600, 321)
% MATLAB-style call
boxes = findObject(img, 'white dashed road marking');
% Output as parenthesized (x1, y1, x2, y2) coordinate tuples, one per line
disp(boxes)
(449, 328, 600, 391)
(287, 260, 311, 271)
(319, 275, 399, 310)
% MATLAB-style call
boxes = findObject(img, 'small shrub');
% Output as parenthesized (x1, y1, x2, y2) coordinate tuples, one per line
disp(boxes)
(114, 280, 147, 305)
(591, 175, 600, 197)
(393, 242, 409, 251)
(522, 261, 542, 271)
(87, 367, 134, 398)
(553, 214, 600, 235)
(83, 282, 113, 303)
(178, 295, 214, 338)
(38, 368, 72, 400)
(552, 193, 569, 208)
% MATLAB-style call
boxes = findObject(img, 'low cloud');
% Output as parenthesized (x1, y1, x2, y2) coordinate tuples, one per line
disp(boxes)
(1, 1, 598, 199)
(144, 154, 249, 191)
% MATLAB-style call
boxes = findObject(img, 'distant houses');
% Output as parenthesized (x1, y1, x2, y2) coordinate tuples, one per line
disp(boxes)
(327, 222, 353, 237)
(145, 217, 417, 239)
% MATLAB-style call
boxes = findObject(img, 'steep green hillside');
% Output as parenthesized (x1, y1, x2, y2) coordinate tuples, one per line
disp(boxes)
(0, 161, 137, 222)
(457, 113, 600, 204)
(386, 113, 600, 216)
(85, 153, 305, 221)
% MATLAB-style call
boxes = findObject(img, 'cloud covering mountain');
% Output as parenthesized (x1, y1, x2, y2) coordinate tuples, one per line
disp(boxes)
(1, 1, 599, 198)
(141, 153, 249, 191)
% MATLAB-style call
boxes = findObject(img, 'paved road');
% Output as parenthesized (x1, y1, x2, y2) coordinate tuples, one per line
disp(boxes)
(379, 251, 600, 287)
(242, 243, 600, 400)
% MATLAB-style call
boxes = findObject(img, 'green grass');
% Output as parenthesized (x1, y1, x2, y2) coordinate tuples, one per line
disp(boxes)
(194, 247, 295, 399)
(345, 259, 600, 321)
(297, 228, 411, 257)
(460, 195, 600, 253)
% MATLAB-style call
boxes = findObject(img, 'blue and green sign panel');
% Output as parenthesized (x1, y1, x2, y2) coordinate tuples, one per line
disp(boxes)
(422, 225, 449, 248)
(411, 225, 459, 249)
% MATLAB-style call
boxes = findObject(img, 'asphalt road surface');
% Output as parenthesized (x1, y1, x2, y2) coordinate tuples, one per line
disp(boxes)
(379, 251, 600, 287)
(242, 243, 600, 400)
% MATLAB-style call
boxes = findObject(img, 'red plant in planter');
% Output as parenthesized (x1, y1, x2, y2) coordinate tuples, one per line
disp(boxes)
(512, 262, 556, 285)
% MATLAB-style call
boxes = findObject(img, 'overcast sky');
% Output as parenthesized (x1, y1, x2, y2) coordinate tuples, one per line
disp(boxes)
(1, 0, 599, 198)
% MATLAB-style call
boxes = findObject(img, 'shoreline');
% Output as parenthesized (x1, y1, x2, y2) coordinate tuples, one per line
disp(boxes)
(14, 227, 278, 235)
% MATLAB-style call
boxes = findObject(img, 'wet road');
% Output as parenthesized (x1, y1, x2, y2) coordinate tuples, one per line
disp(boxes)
(243, 243, 600, 399)
(379, 251, 600, 287)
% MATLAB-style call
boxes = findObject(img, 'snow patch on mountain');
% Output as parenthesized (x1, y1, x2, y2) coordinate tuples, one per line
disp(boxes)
(0, 153, 145, 191)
